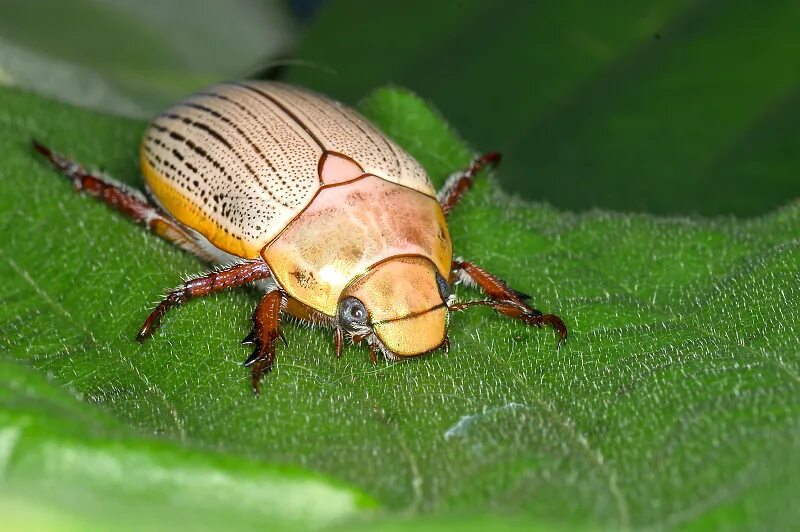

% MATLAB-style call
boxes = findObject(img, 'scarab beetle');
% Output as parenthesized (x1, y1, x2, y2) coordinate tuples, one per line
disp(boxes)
(34, 81, 566, 394)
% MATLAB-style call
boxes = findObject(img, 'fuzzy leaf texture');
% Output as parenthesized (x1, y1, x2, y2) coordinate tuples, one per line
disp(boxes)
(0, 85, 798, 531)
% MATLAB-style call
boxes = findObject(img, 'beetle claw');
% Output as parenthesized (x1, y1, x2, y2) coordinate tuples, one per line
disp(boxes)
(242, 347, 261, 367)
(241, 330, 257, 346)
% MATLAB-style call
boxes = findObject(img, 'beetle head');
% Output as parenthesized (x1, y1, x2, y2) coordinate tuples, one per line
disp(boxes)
(339, 256, 451, 358)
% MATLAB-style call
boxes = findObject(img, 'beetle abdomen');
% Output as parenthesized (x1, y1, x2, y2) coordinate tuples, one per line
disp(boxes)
(141, 81, 434, 258)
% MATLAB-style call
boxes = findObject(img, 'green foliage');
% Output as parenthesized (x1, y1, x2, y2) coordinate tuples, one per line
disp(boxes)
(1, 84, 798, 530)
(0, 0, 296, 116)
(287, 0, 800, 216)
(0, 360, 373, 531)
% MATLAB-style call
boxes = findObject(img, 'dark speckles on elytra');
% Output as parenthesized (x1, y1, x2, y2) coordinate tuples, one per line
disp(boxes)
(144, 81, 433, 247)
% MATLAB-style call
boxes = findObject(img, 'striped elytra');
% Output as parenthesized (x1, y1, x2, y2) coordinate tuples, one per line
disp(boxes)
(141, 81, 434, 259)
(140, 80, 454, 346)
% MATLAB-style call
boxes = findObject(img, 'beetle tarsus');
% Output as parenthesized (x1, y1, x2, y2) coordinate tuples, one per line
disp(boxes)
(449, 258, 567, 345)
(518, 310, 568, 346)
(489, 301, 566, 345)
(32, 139, 53, 160)
(449, 298, 567, 347)
(137, 291, 185, 341)
(32, 140, 75, 180)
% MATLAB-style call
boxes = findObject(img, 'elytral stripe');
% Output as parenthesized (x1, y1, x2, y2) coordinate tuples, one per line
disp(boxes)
(196, 90, 296, 163)
(158, 112, 288, 208)
(234, 81, 328, 152)
(180, 101, 280, 176)
(281, 84, 390, 156)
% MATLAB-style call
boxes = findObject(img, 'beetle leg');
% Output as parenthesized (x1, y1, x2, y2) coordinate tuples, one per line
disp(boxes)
(32, 141, 218, 261)
(333, 326, 344, 359)
(452, 258, 534, 307)
(450, 258, 567, 345)
(137, 259, 272, 340)
(368, 344, 379, 366)
(242, 290, 285, 396)
(437, 152, 502, 216)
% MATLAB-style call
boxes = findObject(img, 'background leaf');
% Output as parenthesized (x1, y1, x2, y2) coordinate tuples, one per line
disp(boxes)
(0, 360, 374, 531)
(285, 0, 800, 216)
(0, 0, 297, 117)
(1, 81, 798, 531)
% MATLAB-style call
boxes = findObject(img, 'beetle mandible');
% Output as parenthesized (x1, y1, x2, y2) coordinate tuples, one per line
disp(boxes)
(34, 81, 567, 395)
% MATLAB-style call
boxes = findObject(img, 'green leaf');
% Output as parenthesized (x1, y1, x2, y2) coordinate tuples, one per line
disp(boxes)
(1, 84, 798, 530)
(0, 360, 374, 531)
(285, 0, 800, 216)
(0, 0, 296, 117)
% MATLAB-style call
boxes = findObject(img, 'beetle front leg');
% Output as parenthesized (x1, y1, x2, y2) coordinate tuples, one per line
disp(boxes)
(242, 290, 285, 396)
(437, 152, 502, 215)
(450, 258, 567, 344)
(137, 259, 272, 340)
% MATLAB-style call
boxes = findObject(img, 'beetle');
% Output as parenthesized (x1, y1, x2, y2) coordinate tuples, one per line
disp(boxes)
(34, 81, 566, 395)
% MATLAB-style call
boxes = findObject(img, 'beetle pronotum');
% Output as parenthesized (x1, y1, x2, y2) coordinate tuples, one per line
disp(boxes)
(35, 81, 566, 395)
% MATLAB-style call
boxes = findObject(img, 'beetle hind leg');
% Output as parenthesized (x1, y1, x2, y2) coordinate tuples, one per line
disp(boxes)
(32, 140, 217, 261)
(242, 290, 286, 396)
(450, 258, 567, 345)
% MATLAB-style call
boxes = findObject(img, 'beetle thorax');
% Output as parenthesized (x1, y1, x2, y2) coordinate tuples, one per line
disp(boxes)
(261, 174, 451, 317)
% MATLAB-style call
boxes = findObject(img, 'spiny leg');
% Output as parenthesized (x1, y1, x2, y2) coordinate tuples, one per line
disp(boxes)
(437, 152, 502, 216)
(137, 259, 272, 340)
(452, 258, 535, 309)
(450, 258, 567, 344)
(242, 290, 285, 396)
(33, 141, 216, 261)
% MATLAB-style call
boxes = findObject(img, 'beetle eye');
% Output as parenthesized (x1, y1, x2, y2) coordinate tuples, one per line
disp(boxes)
(339, 296, 368, 328)
(436, 272, 451, 303)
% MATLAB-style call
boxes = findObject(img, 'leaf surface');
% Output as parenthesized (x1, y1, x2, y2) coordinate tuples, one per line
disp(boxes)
(0, 85, 798, 530)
